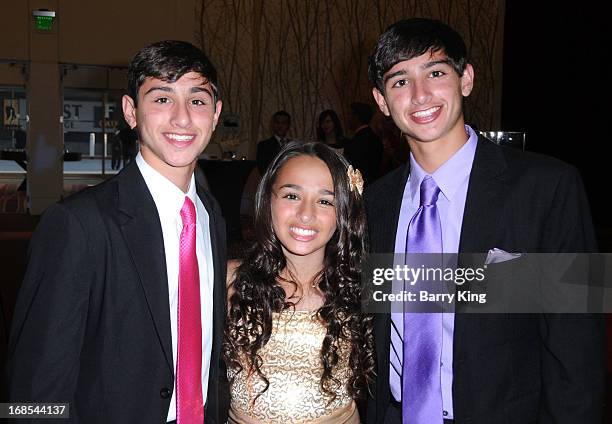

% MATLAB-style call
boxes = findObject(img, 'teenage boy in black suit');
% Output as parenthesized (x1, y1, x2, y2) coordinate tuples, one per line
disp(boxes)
(365, 18, 604, 424)
(8, 40, 227, 424)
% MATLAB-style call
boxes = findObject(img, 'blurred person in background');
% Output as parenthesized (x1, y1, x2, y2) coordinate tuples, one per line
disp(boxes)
(256, 110, 292, 175)
(344, 102, 383, 185)
(317, 109, 347, 155)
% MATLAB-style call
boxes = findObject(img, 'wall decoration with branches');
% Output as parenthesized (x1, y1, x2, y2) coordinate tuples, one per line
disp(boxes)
(197, 0, 504, 158)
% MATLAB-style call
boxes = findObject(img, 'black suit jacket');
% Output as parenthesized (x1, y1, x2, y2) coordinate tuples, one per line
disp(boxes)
(365, 137, 605, 423)
(7, 161, 227, 424)
(344, 126, 383, 184)
(255, 136, 282, 175)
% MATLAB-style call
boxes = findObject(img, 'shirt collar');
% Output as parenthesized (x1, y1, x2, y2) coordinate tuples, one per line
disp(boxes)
(136, 152, 197, 221)
(408, 125, 478, 203)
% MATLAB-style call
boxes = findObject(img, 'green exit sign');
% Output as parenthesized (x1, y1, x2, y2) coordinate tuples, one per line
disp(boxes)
(35, 16, 54, 31)
(33, 10, 56, 32)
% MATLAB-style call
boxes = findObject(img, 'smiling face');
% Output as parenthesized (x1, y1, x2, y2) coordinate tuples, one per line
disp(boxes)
(122, 71, 222, 188)
(271, 155, 337, 266)
(372, 49, 473, 151)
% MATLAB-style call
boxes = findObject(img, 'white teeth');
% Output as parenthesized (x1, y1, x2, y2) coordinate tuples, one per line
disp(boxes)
(166, 134, 194, 141)
(412, 106, 440, 118)
(290, 227, 316, 236)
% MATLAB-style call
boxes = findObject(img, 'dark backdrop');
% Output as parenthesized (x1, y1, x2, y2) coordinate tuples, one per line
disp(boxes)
(501, 2, 609, 226)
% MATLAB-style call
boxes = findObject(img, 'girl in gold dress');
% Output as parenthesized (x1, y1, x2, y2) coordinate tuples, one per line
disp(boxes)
(224, 142, 375, 424)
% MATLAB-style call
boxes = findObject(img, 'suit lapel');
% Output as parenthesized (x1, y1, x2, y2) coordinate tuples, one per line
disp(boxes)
(367, 163, 410, 412)
(196, 183, 226, 416)
(459, 136, 508, 253)
(116, 162, 174, 373)
(454, 136, 508, 359)
(370, 163, 410, 254)
(196, 184, 226, 343)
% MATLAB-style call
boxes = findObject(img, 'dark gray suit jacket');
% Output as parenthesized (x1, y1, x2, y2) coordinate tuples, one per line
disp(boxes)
(7, 161, 227, 424)
(365, 136, 605, 424)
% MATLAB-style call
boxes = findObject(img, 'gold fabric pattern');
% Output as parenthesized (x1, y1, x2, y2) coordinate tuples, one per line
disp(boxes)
(228, 310, 355, 423)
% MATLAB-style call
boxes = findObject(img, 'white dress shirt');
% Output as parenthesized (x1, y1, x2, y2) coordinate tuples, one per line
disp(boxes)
(136, 153, 214, 422)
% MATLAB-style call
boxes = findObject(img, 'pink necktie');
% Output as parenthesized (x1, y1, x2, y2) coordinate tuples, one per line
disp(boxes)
(177, 197, 204, 423)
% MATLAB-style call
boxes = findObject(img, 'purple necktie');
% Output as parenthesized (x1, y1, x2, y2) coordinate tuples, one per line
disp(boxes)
(403, 175, 443, 424)
(177, 197, 204, 423)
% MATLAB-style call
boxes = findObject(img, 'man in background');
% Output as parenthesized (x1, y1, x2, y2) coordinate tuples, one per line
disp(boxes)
(256, 110, 291, 175)
(119, 125, 139, 167)
(344, 101, 383, 184)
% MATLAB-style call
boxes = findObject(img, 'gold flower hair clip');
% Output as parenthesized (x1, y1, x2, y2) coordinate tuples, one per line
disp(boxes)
(347, 165, 364, 195)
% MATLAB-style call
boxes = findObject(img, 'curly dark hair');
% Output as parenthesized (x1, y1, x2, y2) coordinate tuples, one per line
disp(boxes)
(223, 141, 375, 403)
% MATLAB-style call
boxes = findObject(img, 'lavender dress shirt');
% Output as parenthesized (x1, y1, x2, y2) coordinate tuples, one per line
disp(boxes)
(390, 126, 478, 419)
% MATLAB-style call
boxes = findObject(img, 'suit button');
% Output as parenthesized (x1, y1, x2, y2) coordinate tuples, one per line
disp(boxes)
(160, 387, 172, 399)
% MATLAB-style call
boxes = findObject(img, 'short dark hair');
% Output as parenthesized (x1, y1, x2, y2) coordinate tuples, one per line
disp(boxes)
(127, 40, 219, 106)
(272, 110, 291, 124)
(316, 109, 344, 141)
(350, 102, 374, 125)
(368, 18, 468, 93)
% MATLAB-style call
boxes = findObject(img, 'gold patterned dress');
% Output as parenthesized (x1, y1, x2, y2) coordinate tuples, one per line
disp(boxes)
(227, 310, 359, 424)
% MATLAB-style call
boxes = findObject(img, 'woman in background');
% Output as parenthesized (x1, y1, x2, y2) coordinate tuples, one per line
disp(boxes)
(317, 109, 347, 155)
(224, 142, 374, 423)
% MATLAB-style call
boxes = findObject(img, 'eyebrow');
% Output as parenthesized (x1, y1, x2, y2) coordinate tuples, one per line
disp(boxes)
(191, 86, 213, 97)
(424, 58, 453, 69)
(383, 58, 454, 85)
(383, 69, 407, 86)
(143, 85, 213, 98)
(277, 184, 335, 196)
